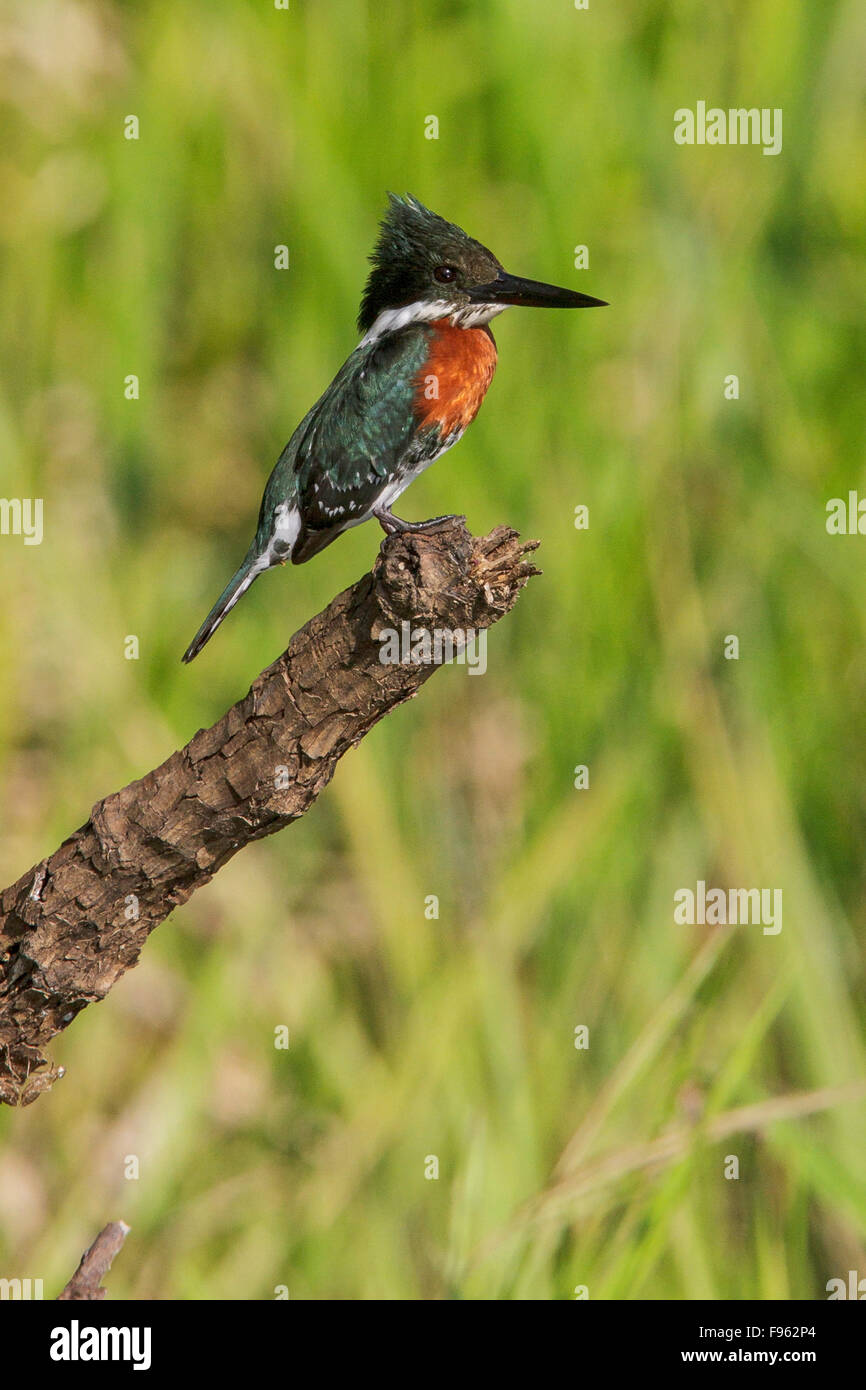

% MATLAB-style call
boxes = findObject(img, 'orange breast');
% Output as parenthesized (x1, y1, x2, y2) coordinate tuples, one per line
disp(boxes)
(413, 320, 498, 436)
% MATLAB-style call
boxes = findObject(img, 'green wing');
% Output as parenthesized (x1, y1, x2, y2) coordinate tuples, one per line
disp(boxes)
(256, 325, 434, 563)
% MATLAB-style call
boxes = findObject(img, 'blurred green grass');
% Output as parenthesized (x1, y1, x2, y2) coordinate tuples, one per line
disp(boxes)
(0, 0, 865, 1299)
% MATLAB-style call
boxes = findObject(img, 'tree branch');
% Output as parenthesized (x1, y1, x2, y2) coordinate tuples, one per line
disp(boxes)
(57, 1221, 130, 1300)
(0, 521, 539, 1105)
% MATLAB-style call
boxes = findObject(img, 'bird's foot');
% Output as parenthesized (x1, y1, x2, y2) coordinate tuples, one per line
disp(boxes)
(374, 508, 465, 537)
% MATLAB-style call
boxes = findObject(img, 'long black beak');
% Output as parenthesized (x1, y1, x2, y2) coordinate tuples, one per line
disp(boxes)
(468, 270, 607, 309)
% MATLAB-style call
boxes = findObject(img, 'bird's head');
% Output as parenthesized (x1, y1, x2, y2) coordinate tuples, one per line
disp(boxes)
(358, 193, 606, 340)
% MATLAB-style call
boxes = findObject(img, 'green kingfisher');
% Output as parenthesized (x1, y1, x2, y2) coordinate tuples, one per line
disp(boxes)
(182, 194, 606, 663)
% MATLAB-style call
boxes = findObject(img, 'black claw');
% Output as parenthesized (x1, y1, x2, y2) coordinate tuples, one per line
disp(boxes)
(374, 509, 407, 535)
(375, 509, 464, 536)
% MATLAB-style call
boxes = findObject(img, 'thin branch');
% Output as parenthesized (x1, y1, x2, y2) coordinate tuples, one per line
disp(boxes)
(57, 1221, 130, 1301)
(0, 521, 540, 1105)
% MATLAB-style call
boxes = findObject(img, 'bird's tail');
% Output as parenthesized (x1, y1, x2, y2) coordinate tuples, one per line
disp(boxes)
(181, 550, 266, 664)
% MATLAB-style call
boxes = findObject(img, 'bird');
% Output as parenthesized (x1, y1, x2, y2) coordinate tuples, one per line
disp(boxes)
(181, 194, 606, 662)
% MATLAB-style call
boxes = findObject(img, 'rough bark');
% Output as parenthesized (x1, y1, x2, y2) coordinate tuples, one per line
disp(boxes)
(58, 1221, 130, 1301)
(0, 521, 539, 1105)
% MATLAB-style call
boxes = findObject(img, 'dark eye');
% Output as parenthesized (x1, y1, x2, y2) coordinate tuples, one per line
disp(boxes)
(433, 264, 458, 284)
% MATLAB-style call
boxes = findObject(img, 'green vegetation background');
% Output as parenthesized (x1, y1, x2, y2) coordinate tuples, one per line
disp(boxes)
(1, 0, 864, 1299)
